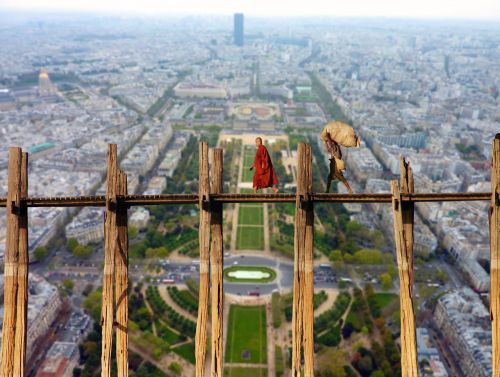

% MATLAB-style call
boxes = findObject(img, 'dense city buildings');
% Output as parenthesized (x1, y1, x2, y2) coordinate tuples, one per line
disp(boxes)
(0, 12, 498, 376)
(434, 288, 492, 376)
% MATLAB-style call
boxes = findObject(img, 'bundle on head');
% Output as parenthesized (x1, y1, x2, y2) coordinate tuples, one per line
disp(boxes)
(320, 121, 360, 148)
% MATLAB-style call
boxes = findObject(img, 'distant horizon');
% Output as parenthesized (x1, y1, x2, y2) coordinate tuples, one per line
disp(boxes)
(0, 10, 500, 25)
(1, 0, 500, 21)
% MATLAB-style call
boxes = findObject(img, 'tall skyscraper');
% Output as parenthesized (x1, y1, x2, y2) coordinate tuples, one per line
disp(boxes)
(234, 13, 244, 47)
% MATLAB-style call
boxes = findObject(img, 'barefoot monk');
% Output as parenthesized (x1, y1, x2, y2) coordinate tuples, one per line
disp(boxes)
(250, 137, 279, 193)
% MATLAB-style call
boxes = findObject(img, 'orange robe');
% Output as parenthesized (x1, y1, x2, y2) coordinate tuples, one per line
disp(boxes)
(253, 145, 279, 190)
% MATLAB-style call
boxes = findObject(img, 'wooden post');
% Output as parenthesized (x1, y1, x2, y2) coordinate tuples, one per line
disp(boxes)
(0, 147, 22, 377)
(292, 142, 307, 377)
(211, 148, 224, 377)
(400, 157, 415, 297)
(490, 134, 500, 376)
(102, 144, 118, 377)
(302, 144, 314, 377)
(196, 142, 210, 377)
(115, 170, 128, 377)
(13, 152, 28, 377)
(391, 157, 418, 377)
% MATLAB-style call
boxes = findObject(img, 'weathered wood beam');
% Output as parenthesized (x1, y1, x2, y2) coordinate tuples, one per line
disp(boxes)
(13, 152, 28, 377)
(115, 170, 128, 377)
(0, 191, 492, 208)
(490, 134, 500, 376)
(302, 144, 315, 377)
(211, 148, 224, 377)
(195, 142, 210, 377)
(101, 144, 118, 377)
(391, 159, 418, 377)
(0, 147, 22, 377)
(292, 142, 307, 377)
(400, 157, 415, 298)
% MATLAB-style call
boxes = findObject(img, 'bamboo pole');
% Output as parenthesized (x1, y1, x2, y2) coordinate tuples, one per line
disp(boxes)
(391, 168, 418, 376)
(13, 152, 28, 377)
(292, 142, 307, 377)
(101, 144, 118, 377)
(196, 142, 211, 377)
(303, 144, 315, 377)
(0, 147, 22, 377)
(115, 170, 128, 377)
(490, 134, 500, 376)
(211, 148, 224, 377)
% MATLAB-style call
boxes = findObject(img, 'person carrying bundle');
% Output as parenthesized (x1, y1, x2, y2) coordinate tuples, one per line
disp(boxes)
(320, 120, 361, 194)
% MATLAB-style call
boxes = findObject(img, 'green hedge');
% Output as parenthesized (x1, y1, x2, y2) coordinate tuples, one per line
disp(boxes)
(167, 286, 198, 315)
(314, 291, 351, 334)
(146, 286, 196, 337)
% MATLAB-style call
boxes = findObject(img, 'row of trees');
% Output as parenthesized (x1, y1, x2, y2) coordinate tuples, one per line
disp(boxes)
(167, 286, 198, 315)
(314, 291, 351, 337)
(146, 286, 196, 337)
(66, 237, 94, 258)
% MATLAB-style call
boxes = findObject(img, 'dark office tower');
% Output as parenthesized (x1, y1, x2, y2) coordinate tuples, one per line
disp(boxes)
(234, 13, 244, 46)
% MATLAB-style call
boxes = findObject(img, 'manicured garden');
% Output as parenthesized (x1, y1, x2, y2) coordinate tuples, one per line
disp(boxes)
(225, 305, 267, 364)
(146, 286, 196, 337)
(236, 224, 264, 250)
(224, 368, 268, 377)
(167, 286, 198, 315)
(238, 205, 264, 226)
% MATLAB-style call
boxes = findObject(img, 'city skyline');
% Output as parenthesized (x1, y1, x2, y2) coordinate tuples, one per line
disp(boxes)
(1, 0, 500, 20)
(0, 11, 498, 377)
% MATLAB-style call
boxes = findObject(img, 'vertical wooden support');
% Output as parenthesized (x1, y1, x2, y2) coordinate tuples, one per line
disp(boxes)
(211, 148, 224, 377)
(0, 147, 22, 377)
(391, 157, 418, 377)
(196, 142, 211, 377)
(302, 144, 314, 377)
(102, 144, 118, 377)
(13, 152, 28, 377)
(115, 170, 128, 377)
(400, 157, 415, 296)
(490, 134, 500, 376)
(292, 142, 307, 377)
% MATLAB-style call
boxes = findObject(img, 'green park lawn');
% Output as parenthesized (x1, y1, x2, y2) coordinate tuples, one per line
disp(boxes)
(373, 292, 398, 308)
(225, 305, 267, 364)
(236, 226, 264, 250)
(242, 168, 254, 183)
(224, 368, 268, 377)
(238, 205, 264, 226)
(242, 148, 256, 182)
(172, 342, 195, 364)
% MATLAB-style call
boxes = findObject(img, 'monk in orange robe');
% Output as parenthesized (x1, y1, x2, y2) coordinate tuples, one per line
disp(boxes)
(250, 137, 279, 193)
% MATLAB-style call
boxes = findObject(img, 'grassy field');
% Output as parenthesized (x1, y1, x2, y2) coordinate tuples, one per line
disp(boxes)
(242, 147, 256, 182)
(236, 226, 264, 249)
(242, 167, 254, 183)
(225, 305, 267, 364)
(373, 292, 398, 308)
(238, 205, 264, 226)
(172, 342, 195, 364)
(224, 368, 268, 377)
(236, 150, 265, 250)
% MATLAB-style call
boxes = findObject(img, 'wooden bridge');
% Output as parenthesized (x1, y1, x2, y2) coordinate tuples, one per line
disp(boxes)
(0, 135, 499, 377)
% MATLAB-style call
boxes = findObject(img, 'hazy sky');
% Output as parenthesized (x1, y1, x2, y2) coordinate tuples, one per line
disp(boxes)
(2, 0, 500, 20)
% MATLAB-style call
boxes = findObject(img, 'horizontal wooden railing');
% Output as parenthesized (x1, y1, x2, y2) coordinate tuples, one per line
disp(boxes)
(0, 191, 492, 207)
(0, 135, 498, 377)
